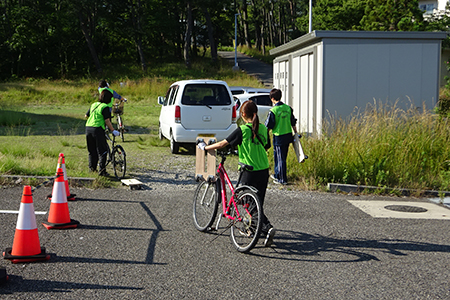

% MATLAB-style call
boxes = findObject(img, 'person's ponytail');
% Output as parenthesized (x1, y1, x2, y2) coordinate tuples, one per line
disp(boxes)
(252, 112, 259, 140)
(240, 100, 259, 141)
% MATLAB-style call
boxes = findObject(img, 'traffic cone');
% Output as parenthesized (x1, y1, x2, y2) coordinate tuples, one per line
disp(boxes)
(47, 153, 76, 201)
(3, 186, 50, 264)
(42, 168, 79, 230)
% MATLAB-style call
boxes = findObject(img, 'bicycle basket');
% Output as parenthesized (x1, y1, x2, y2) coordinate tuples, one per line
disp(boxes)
(113, 100, 124, 115)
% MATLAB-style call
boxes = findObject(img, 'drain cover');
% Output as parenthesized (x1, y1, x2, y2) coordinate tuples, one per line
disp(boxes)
(384, 205, 428, 213)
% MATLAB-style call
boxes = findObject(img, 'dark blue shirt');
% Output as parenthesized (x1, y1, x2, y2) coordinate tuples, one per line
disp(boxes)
(264, 102, 297, 146)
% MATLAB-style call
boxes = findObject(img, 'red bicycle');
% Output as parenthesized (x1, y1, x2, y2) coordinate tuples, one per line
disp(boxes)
(193, 149, 263, 253)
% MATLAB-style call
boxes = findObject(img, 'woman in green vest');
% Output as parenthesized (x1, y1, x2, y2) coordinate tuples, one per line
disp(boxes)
(198, 101, 276, 247)
(85, 90, 120, 176)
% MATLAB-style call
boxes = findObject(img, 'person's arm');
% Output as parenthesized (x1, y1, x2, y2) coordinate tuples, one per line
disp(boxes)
(290, 107, 298, 134)
(105, 118, 115, 132)
(204, 139, 229, 151)
(101, 106, 114, 132)
(199, 127, 241, 151)
(112, 90, 124, 101)
(265, 111, 275, 130)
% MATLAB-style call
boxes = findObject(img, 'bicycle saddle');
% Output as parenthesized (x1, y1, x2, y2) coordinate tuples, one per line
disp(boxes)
(238, 162, 254, 172)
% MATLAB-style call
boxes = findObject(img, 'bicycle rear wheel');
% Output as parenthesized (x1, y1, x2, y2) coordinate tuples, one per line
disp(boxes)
(230, 188, 262, 253)
(193, 179, 219, 232)
(112, 145, 126, 179)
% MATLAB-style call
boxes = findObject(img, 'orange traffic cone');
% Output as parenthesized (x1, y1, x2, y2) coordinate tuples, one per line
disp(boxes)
(3, 186, 50, 263)
(47, 153, 76, 201)
(42, 168, 79, 230)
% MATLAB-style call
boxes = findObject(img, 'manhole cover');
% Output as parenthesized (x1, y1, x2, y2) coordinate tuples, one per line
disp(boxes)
(384, 205, 428, 213)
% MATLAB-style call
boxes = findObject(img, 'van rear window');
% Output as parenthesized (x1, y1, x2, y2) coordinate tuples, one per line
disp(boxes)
(182, 84, 231, 105)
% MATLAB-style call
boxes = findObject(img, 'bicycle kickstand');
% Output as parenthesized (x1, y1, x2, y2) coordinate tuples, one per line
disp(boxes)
(211, 213, 222, 231)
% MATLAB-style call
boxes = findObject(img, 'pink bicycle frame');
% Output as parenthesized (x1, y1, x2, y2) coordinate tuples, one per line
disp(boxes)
(216, 162, 241, 222)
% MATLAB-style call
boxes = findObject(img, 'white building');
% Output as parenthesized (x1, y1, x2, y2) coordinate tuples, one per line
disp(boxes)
(419, 0, 448, 15)
(270, 30, 447, 135)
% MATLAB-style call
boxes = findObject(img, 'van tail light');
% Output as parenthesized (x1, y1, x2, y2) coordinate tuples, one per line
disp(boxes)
(232, 105, 237, 123)
(175, 105, 181, 123)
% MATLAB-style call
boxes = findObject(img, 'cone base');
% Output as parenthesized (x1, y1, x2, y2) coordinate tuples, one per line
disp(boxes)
(47, 194, 76, 201)
(3, 247, 50, 264)
(42, 219, 79, 230)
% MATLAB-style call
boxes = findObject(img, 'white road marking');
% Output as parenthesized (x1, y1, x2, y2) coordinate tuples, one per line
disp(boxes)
(0, 210, 47, 215)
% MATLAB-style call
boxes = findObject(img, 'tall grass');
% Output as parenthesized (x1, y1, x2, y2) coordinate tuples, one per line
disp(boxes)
(287, 101, 450, 192)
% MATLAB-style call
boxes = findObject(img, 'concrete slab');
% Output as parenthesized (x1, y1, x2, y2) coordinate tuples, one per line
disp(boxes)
(347, 200, 450, 220)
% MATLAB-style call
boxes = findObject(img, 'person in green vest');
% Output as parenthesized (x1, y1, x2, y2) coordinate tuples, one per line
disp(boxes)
(265, 88, 298, 185)
(98, 79, 127, 109)
(85, 90, 120, 176)
(197, 101, 276, 247)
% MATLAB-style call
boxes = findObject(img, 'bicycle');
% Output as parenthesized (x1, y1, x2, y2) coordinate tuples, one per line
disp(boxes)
(193, 147, 263, 253)
(112, 99, 127, 142)
(104, 129, 127, 179)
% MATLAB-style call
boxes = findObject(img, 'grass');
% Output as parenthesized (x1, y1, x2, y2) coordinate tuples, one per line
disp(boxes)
(285, 101, 450, 193)
(1, 54, 450, 194)
(0, 55, 265, 187)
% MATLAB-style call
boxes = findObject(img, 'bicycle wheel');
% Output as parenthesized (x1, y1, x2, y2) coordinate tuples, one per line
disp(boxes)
(193, 179, 219, 232)
(117, 115, 125, 142)
(112, 145, 127, 179)
(230, 188, 262, 253)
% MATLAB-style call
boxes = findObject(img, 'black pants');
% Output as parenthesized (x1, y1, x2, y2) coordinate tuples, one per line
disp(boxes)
(240, 168, 271, 233)
(86, 126, 108, 173)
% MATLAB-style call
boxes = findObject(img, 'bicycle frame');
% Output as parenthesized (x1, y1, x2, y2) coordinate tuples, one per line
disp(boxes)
(213, 155, 258, 230)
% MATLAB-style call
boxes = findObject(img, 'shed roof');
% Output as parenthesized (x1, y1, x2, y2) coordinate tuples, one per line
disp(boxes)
(270, 30, 448, 57)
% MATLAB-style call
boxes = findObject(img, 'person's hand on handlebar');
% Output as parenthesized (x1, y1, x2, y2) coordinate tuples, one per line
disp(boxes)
(112, 130, 120, 137)
(197, 141, 206, 150)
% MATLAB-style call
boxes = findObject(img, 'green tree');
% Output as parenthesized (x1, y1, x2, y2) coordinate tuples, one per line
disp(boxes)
(359, 0, 426, 31)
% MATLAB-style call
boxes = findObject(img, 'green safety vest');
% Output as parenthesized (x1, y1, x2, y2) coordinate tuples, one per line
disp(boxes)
(86, 102, 108, 129)
(98, 87, 114, 107)
(270, 104, 292, 136)
(238, 123, 269, 171)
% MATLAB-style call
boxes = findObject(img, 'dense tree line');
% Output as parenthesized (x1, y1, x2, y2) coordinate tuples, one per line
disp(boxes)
(0, 0, 446, 79)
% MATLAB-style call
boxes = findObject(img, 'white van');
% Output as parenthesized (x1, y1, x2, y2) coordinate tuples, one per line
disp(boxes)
(158, 80, 237, 153)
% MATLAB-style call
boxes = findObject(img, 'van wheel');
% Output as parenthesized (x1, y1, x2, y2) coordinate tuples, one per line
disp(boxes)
(158, 125, 164, 140)
(170, 134, 179, 154)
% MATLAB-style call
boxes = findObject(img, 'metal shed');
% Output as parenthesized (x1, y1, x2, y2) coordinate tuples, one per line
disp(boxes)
(270, 30, 447, 135)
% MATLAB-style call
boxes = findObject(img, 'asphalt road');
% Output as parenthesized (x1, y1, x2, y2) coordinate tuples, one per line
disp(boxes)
(218, 51, 273, 88)
(1, 183, 449, 299)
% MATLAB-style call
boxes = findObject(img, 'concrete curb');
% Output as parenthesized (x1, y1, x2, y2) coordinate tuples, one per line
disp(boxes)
(1, 175, 95, 184)
(327, 183, 450, 197)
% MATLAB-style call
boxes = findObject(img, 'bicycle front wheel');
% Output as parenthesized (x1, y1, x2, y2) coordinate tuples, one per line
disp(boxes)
(117, 115, 125, 142)
(112, 145, 127, 179)
(193, 180, 219, 232)
(230, 188, 262, 253)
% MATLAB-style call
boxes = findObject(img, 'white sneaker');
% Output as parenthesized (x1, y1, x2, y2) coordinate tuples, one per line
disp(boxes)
(273, 179, 287, 185)
(264, 228, 276, 247)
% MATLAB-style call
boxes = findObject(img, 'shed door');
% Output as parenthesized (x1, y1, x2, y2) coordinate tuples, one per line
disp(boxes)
(273, 61, 280, 89)
(292, 52, 314, 134)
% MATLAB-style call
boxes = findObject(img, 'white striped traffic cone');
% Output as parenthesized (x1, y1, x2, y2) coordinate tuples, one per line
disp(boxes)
(47, 153, 76, 201)
(42, 168, 79, 229)
(3, 186, 50, 263)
